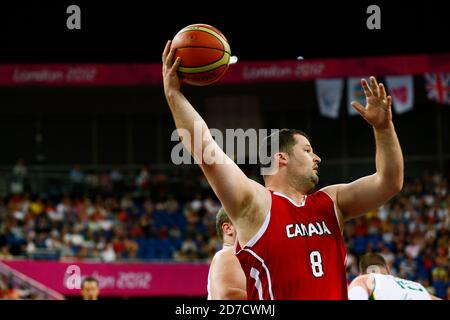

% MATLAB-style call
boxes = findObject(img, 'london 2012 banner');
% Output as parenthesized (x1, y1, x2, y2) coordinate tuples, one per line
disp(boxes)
(1, 259, 209, 297)
(0, 53, 449, 87)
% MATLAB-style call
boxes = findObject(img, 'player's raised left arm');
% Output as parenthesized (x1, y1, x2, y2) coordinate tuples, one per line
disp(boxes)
(322, 77, 403, 222)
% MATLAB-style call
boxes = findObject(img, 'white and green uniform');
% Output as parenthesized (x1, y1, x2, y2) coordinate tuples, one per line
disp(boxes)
(369, 274, 431, 300)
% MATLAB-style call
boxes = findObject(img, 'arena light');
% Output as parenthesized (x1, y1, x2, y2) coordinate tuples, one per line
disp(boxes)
(230, 56, 238, 64)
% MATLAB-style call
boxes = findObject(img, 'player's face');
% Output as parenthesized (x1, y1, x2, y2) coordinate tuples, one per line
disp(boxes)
(81, 281, 100, 300)
(286, 135, 321, 191)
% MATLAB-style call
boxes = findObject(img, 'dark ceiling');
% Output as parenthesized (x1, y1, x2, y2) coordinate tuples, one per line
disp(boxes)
(0, 1, 449, 63)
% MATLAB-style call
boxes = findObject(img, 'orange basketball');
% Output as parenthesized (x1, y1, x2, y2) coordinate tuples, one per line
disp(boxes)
(170, 24, 231, 86)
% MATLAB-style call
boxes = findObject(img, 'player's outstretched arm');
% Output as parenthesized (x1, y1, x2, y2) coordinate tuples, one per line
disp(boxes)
(162, 41, 269, 235)
(322, 76, 403, 223)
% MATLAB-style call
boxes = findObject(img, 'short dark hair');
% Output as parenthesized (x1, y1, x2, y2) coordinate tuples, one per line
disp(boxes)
(259, 128, 310, 177)
(359, 253, 387, 274)
(216, 207, 232, 240)
(81, 276, 99, 289)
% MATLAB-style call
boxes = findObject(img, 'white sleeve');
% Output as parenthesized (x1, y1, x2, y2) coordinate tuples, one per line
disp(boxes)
(348, 286, 369, 300)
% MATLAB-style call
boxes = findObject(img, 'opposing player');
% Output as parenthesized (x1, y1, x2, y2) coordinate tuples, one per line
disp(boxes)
(162, 40, 403, 299)
(348, 253, 441, 300)
(207, 208, 247, 300)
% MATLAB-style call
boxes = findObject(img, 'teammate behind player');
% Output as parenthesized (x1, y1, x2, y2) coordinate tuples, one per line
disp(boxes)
(348, 253, 441, 300)
(163, 41, 403, 299)
(207, 208, 247, 300)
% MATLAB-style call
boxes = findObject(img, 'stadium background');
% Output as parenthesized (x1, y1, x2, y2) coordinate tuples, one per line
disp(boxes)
(0, 1, 449, 299)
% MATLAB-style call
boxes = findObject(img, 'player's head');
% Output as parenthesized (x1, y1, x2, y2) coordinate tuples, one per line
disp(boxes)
(81, 276, 100, 300)
(260, 129, 321, 192)
(359, 253, 390, 275)
(216, 207, 236, 245)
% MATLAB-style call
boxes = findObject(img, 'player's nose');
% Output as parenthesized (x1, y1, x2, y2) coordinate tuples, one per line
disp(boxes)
(314, 154, 321, 164)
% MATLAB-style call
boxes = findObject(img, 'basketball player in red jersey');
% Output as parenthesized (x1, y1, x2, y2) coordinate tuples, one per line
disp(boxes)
(162, 42, 403, 300)
(207, 208, 247, 300)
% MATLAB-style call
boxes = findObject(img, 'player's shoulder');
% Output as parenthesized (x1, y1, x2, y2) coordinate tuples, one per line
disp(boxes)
(318, 184, 344, 201)
(350, 273, 375, 289)
(307, 188, 338, 206)
(371, 273, 395, 284)
(213, 247, 236, 263)
(351, 273, 370, 283)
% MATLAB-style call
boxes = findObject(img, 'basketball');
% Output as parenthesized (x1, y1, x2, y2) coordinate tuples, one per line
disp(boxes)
(170, 24, 231, 86)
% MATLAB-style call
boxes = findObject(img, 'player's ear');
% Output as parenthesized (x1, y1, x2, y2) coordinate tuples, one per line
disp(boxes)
(222, 223, 232, 236)
(275, 152, 288, 165)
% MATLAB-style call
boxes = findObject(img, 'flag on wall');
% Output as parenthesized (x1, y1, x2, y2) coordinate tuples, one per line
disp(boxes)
(315, 78, 344, 119)
(347, 77, 369, 116)
(385, 75, 414, 114)
(424, 73, 450, 105)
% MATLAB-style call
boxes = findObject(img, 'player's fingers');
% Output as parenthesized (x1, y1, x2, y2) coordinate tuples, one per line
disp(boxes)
(170, 57, 181, 74)
(165, 45, 176, 68)
(361, 79, 372, 97)
(379, 83, 387, 100)
(370, 76, 379, 97)
(351, 101, 366, 116)
(162, 40, 171, 63)
(387, 95, 392, 107)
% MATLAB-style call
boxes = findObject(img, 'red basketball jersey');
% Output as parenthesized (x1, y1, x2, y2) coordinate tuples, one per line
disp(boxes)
(235, 190, 348, 300)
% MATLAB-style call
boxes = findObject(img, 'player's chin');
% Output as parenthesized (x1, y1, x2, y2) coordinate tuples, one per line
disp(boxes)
(311, 173, 319, 185)
(313, 173, 320, 184)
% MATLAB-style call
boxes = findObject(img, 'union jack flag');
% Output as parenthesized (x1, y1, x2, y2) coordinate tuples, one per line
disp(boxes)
(424, 73, 450, 105)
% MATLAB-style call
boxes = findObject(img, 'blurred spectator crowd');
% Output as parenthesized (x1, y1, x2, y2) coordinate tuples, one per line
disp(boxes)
(0, 164, 222, 263)
(0, 163, 449, 299)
